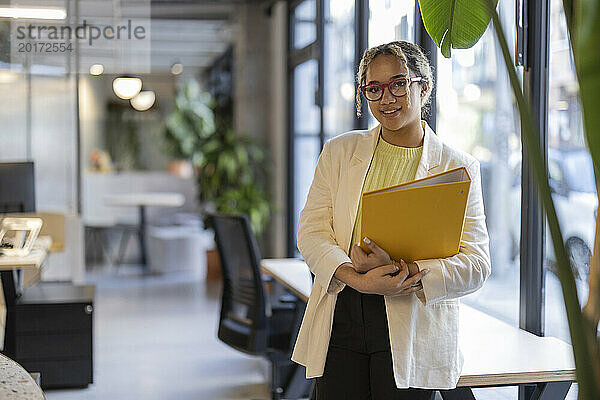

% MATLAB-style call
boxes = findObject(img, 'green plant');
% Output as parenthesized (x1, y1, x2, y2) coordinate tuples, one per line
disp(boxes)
(163, 80, 216, 163)
(195, 126, 271, 235)
(105, 102, 141, 170)
(164, 79, 272, 235)
(418, 0, 600, 397)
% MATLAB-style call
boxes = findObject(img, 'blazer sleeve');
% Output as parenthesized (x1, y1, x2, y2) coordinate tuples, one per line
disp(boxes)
(415, 159, 491, 306)
(297, 140, 351, 295)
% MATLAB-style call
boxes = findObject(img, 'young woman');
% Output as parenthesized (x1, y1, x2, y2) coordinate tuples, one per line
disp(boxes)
(291, 41, 491, 399)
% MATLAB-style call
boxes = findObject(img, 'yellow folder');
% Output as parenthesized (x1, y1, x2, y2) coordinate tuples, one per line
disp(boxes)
(360, 166, 471, 262)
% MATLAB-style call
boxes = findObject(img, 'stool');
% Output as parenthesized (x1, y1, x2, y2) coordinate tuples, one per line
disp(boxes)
(147, 225, 209, 276)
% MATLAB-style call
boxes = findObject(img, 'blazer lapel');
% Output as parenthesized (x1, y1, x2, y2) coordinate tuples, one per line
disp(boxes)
(415, 121, 442, 179)
(341, 125, 380, 253)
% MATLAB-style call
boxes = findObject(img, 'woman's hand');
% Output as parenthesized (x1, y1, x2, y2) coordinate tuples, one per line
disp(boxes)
(357, 260, 430, 296)
(350, 237, 392, 273)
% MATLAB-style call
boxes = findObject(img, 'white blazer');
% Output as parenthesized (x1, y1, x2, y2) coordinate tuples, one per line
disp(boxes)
(291, 122, 491, 389)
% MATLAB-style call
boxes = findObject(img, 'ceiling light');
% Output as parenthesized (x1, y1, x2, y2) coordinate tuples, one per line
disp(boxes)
(171, 63, 183, 75)
(0, 7, 66, 20)
(89, 64, 104, 76)
(113, 77, 142, 99)
(130, 90, 156, 111)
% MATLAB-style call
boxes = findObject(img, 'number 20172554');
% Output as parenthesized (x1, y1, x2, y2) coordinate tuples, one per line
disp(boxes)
(18, 42, 73, 53)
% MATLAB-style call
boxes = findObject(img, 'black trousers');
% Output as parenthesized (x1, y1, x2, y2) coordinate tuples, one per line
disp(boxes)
(313, 286, 436, 400)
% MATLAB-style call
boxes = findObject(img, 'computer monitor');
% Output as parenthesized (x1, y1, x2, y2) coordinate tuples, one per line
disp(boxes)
(0, 162, 36, 214)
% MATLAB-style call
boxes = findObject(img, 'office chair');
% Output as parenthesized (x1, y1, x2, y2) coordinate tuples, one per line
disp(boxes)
(210, 213, 311, 400)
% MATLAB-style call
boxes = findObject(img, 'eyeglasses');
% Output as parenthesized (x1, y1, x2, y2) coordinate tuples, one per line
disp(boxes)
(360, 77, 422, 102)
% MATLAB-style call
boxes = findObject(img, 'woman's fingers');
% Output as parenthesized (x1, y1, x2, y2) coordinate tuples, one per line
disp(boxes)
(396, 283, 423, 295)
(362, 237, 390, 259)
(400, 268, 430, 289)
(351, 243, 365, 259)
(395, 260, 409, 280)
(376, 263, 399, 276)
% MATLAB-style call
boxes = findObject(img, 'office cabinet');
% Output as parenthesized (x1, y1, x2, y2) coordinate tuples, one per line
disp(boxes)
(4, 282, 95, 388)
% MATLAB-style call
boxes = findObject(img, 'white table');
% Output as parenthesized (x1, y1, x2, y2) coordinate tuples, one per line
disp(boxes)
(261, 258, 576, 399)
(104, 192, 185, 268)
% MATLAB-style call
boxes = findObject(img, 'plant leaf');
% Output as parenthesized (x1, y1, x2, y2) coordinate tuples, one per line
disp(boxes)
(419, 0, 498, 57)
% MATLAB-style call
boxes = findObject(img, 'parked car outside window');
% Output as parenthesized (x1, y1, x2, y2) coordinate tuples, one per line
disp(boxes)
(509, 149, 597, 282)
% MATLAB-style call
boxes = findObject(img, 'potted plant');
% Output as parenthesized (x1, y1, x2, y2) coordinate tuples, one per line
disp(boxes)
(163, 79, 272, 279)
(163, 79, 216, 175)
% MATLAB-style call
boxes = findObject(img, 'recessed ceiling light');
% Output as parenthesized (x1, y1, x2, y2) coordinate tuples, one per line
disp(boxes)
(171, 63, 183, 75)
(89, 64, 104, 76)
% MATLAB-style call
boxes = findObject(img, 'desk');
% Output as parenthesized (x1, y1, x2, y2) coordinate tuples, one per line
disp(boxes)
(104, 192, 185, 268)
(0, 236, 51, 346)
(0, 353, 44, 399)
(261, 258, 576, 400)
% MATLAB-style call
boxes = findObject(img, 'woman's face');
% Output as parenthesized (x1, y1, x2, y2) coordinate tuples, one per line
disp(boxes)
(365, 54, 425, 133)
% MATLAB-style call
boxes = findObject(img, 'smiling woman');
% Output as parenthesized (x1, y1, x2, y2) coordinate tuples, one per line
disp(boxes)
(292, 41, 491, 399)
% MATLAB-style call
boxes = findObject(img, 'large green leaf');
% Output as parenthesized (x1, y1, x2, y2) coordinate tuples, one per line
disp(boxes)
(419, 0, 498, 57)
(572, 0, 600, 183)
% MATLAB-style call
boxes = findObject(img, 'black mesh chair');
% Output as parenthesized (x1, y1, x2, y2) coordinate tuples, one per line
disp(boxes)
(210, 213, 312, 400)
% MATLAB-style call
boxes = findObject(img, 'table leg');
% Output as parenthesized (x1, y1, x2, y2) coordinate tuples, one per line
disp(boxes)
(440, 387, 476, 400)
(281, 299, 313, 399)
(530, 381, 572, 400)
(139, 205, 147, 270)
(1, 270, 17, 355)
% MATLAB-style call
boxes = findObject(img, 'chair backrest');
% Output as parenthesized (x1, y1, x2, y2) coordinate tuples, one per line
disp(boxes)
(210, 213, 268, 355)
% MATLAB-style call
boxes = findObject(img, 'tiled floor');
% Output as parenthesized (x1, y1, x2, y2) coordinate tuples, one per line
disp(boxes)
(43, 265, 578, 400)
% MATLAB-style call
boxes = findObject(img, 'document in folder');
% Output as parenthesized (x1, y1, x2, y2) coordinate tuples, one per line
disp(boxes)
(360, 166, 471, 263)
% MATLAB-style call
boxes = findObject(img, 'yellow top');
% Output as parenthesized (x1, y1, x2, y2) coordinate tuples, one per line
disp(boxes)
(349, 135, 423, 254)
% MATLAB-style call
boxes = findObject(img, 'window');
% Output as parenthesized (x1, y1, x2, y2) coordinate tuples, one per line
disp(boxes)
(436, 0, 522, 326)
(293, 0, 317, 49)
(289, 0, 357, 254)
(324, 0, 355, 138)
(544, 0, 594, 344)
(367, 1, 415, 129)
(291, 59, 321, 246)
(368, 1, 415, 46)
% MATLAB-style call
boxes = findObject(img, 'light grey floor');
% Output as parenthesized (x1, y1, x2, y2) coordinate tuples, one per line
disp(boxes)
(45, 266, 271, 400)
(43, 265, 577, 400)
